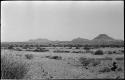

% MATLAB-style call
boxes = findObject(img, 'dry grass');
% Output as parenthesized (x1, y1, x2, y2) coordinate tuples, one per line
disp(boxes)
(79, 57, 101, 67)
(1, 48, 124, 79)
(25, 54, 34, 60)
(1, 54, 29, 79)
(98, 66, 111, 73)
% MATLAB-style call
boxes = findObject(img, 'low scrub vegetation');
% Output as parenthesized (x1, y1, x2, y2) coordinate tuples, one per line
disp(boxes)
(72, 51, 84, 53)
(1, 55, 29, 79)
(14, 47, 22, 51)
(53, 50, 70, 53)
(94, 50, 104, 55)
(117, 67, 123, 72)
(7, 45, 14, 49)
(115, 57, 124, 61)
(120, 50, 124, 53)
(98, 66, 111, 73)
(33, 48, 49, 52)
(45, 55, 62, 60)
(96, 57, 112, 61)
(79, 57, 101, 67)
(107, 51, 113, 54)
(25, 54, 34, 60)
(104, 57, 113, 60)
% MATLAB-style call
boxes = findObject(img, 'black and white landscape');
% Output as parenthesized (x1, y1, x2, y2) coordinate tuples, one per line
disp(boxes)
(1, 1, 124, 79)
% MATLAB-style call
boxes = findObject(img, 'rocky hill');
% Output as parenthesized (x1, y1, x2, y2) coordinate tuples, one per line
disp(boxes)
(2, 34, 123, 47)
(26, 34, 124, 46)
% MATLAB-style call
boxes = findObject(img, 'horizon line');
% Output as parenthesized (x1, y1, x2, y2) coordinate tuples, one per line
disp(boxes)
(1, 34, 124, 42)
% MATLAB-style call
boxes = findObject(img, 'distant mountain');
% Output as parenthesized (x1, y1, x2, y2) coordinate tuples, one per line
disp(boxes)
(25, 34, 124, 46)
(71, 37, 89, 43)
(70, 34, 124, 45)
(93, 34, 114, 41)
(28, 38, 52, 43)
(91, 34, 124, 45)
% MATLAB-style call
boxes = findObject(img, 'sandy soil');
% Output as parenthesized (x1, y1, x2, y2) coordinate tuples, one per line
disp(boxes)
(1, 49, 124, 79)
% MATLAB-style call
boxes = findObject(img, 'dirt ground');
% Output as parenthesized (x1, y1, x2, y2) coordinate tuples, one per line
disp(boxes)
(1, 48, 124, 79)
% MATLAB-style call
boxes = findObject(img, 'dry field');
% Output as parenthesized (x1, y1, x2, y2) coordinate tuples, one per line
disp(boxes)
(1, 47, 124, 79)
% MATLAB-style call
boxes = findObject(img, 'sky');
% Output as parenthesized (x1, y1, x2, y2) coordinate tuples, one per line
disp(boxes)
(1, 1, 124, 42)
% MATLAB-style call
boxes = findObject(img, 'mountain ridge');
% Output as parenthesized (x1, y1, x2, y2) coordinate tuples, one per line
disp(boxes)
(1, 34, 124, 46)
(25, 34, 124, 46)
(93, 34, 115, 41)
(27, 34, 124, 42)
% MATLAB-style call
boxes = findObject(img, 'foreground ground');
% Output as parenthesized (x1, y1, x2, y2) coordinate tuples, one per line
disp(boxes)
(1, 47, 124, 79)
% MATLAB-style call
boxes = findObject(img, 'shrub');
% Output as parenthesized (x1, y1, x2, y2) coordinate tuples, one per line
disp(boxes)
(94, 50, 104, 55)
(25, 54, 34, 60)
(1, 55, 29, 79)
(117, 67, 123, 72)
(15, 48, 22, 51)
(7, 45, 14, 49)
(79, 57, 100, 67)
(79, 57, 92, 66)
(120, 50, 124, 53)
(64, 51, 70, 53)
(86, 50, 93, 53)
(16, 54, 22, 57)
(104, 57, 112, 60)
(22, 46, 28, 49)
(84, 45, 90, 51)
(115, 57, 124, 61)
(108, 51, 113, 54)
(91, 60, 101, 66)
(45, 56, 51, 58)
(53, 50, 70, 53)
(33, 48, 49, 52)
(99, 67, 111, 73)
(76, 47, 80, 49)
(113, 51, 116, 54)
(48, 56, 62, 60)
(72, 51, 81, 53)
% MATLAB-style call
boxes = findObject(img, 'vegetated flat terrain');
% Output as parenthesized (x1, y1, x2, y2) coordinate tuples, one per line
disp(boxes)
(1, 47, 124, 79)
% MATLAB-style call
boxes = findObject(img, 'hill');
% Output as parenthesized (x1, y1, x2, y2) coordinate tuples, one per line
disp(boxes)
(1, 34, 124, 47)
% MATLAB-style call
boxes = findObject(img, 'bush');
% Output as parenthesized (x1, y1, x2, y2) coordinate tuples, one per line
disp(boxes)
(115, 57, 124, 61)
(72, 51, 83, 53)
(33, 48, 49, 52)
(79, 57, 100, 67)
(53, 50, 70, 53)
(79, 57, 91, 66)
(104, 57, 112, 60)
(45, 56, 51, 58)
(117, 67, 123, 72)
(7, 45, 14, 49)
(108, 51, 113, 54)
(99, 67, 111, 73)
(84, 45, 90, 51)
(94, 50, 104, 55)
(113, 51, 116, 54)
(16, 54, 22, 57)
(25, 54, 34, 60)
(47, 56, 62, 60)
(1, 55, 29, 79)
(15, 48, 22, 51)
(120, 50, 124, 53)
(76, 47, 80, 49)
(91, 60, 101, 66)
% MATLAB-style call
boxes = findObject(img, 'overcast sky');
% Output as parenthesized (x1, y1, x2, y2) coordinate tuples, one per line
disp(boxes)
(1, 1, 124, 42)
